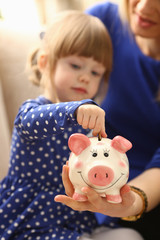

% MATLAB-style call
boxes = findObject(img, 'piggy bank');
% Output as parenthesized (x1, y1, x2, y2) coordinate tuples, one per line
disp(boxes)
(68, 133, 132, 203)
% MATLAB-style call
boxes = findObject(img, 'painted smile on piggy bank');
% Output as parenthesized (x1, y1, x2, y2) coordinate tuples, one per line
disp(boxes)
(78, 170, 125, 191)
(68, 133, 132, 203)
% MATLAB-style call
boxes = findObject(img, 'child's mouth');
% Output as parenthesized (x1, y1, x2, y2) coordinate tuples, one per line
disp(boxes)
(72, 87, 87, 94)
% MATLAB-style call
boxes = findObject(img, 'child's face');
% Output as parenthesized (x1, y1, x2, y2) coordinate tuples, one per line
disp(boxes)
(128, 0, 160, 39)
(51, 55, 106, 102)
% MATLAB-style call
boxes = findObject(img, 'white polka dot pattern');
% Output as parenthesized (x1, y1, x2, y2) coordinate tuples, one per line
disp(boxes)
(0, 96, 97, 239)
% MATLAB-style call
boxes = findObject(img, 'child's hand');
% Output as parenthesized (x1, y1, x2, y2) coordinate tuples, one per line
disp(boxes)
(75, 104, 107, 138)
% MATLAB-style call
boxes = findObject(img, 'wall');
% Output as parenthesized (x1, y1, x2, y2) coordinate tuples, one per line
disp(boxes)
(35, 0, 118, 25)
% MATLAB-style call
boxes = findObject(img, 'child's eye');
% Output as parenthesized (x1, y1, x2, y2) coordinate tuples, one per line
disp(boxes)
(91, 71, 100, 76)
(71, 64, 81, 69)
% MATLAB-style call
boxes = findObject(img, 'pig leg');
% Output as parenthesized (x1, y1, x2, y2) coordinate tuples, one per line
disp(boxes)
(73, 189, 88, 201)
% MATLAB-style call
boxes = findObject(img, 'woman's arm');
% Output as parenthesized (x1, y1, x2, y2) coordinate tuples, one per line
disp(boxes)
(128, 168, 160, 212)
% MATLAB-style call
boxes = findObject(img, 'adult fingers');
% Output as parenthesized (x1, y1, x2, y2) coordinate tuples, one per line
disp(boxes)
(54, 195, 93, 212)
(81, 187, 106, 213)
(62, 165, 74, 197)
(121, 185, 135, 207)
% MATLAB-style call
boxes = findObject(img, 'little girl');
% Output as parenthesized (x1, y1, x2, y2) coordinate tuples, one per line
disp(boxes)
(0, 10, 112, 240)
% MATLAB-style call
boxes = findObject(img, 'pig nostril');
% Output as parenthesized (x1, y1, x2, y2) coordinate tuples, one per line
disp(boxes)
(94, 173, 108, 178)
(88, 166, 114, 186)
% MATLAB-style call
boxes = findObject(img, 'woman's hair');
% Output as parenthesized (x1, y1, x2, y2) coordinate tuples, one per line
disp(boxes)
(118, 0, 129, 23)
(28, 10, 112, 93)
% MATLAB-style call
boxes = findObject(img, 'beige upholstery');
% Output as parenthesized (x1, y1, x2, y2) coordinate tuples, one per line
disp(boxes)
(0, 23, 41, 179)
(0, 79, 10, 179)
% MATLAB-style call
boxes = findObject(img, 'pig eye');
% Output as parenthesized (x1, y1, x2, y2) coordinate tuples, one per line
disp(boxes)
(104, 152, 109, 157)
(104, 149, 110, 157)
(91, 150, 97, 157)
(92, 152, 97, 157)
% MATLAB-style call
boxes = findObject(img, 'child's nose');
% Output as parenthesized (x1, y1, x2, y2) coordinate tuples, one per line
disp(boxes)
(79, 73, 90, 83)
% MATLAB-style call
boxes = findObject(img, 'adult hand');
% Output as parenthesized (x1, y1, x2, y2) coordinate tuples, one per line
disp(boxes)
(54, 165, 136, 218)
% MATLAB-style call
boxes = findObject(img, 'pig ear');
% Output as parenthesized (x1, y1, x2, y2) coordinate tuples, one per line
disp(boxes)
(111, 136, 132, 153)
(68, 133, 91, 155)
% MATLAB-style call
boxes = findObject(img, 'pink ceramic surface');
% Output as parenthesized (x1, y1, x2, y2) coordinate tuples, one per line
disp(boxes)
(68, 133, 132, 203)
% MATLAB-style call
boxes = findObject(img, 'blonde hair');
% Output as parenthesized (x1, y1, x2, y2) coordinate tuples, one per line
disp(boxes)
(28, 10, 112, 101)
(118, 0, 129, 24)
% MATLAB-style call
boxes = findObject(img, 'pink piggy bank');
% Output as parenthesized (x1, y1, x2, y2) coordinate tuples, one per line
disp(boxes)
(68, 133, 132, 203)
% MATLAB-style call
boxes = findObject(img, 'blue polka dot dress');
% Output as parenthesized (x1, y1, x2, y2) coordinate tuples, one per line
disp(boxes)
(0, 96, 98, 240)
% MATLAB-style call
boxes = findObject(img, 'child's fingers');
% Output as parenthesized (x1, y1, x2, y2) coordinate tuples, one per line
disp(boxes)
(76, 105, 89, 127)
(92, 116, 103, 136)
(80, 113, 89, 129)
(76, 105, 106, 135)
(100, 122, 107, 137)
(76, 111, 83, 125)
(87, 115, 96, 130)
(100, 131, 107, 138)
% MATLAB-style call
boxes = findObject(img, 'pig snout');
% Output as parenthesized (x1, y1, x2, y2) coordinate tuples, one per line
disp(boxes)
(88, 166, 114, 186)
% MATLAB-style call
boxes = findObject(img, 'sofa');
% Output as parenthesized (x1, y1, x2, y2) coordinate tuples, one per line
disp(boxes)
(0, 23, 42, 179)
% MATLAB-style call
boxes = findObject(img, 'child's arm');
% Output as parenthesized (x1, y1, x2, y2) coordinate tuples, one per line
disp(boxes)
(75, 104, 107, 138)
(14, 98, 106, 140)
